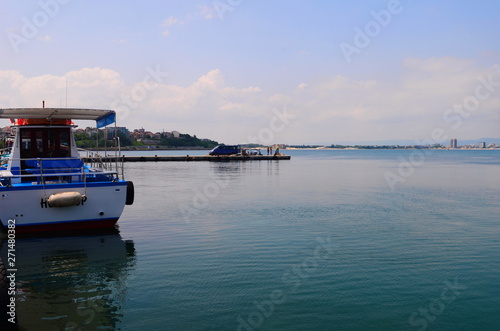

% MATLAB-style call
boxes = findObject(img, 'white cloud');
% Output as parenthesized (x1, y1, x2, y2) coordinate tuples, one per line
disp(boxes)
(112, 38, 127, 45)
(162, 16, 180, 27)
(198, 5, 216, 20)
(287, 57, 500, 143)
(296, 83, 307, 91)
(160, 16, 181, 36)
(159, 5, 217, 37)
(37, 35, 52, 42)
(1, 58, 499, 144)
(0, 67, 124, 110)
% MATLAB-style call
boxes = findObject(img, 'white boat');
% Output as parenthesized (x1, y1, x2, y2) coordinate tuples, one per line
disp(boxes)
(0, 107, 134, 233)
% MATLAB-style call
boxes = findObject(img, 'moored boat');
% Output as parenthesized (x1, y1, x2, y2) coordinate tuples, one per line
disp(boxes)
(0, 107, 134, 234)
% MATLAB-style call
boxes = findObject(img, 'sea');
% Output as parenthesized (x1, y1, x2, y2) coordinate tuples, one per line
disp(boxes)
(2, 149, 499, 330)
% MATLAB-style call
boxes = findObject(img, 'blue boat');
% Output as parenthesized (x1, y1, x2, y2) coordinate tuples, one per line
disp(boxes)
(209, 145, 241, 156)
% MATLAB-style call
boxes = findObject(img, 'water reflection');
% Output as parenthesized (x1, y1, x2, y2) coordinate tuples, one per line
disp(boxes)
(0, 230, 136, 330)
(208, 159, 282, 178)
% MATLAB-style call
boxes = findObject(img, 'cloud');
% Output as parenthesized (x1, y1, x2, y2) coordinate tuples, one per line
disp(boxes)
(159, 5, 217, 37)
(112, 38, 127, 45)
(136, 69, 267, 122)
(198, 5, 216, 20)
(162, 16, 180, 27)
(0, 67, 124, 110)
(160, 16, 181, 36)
(287, 57, 500, 143)
(1, 57, 499, 144)
(37, 35, 52, 42)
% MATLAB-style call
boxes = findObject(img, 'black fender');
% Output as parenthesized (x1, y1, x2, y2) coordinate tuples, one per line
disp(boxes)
(126, 181, 134, 205)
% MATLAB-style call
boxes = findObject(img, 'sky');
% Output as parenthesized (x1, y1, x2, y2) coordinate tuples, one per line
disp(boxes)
(1, 0, 499, 145)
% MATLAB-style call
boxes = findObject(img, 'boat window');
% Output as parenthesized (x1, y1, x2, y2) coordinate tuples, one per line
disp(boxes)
(20, 128, 71, 159)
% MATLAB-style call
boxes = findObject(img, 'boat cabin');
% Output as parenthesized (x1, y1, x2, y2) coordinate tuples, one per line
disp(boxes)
(0, 108, 120, 185)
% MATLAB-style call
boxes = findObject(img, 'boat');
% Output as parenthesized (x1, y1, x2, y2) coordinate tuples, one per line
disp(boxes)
(0, 107, 134, 234)
(209, 144, 242, 155)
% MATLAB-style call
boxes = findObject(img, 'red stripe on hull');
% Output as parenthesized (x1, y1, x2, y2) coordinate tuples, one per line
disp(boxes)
(5, 218, 119, 234)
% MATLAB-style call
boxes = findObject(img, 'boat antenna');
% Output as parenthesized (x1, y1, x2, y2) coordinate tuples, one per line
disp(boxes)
(66, 79, 68, 107)
(42, 100, 45, 108)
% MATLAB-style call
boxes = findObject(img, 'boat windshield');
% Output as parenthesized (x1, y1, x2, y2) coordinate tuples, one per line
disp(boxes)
(20, 127, 70, 159)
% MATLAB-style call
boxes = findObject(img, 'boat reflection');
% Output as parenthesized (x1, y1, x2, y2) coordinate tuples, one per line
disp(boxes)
(0, 229, 136, 330)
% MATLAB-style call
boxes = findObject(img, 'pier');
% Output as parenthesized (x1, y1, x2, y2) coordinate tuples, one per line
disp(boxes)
(83, 155, 291, 162)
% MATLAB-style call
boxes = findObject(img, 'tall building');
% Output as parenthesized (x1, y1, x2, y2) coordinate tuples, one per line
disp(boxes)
(105, 126, 130, 139)
(450, 138, 458, 148)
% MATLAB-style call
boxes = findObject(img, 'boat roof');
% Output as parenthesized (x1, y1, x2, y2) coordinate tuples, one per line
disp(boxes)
(0, 108, 115, 128)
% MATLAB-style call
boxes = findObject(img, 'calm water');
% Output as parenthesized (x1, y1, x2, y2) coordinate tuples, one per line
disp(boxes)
(2, 149, 500, 330)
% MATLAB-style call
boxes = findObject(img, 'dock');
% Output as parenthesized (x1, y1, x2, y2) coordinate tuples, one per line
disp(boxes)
(83, 155, 291, 162)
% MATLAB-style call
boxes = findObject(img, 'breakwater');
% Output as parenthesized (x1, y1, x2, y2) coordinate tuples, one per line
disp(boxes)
(83, 155, 291, 162)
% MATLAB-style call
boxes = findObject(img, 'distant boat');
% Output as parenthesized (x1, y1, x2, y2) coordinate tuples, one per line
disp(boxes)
(0, 107, 134, 233)
(209, 145, 242, 155)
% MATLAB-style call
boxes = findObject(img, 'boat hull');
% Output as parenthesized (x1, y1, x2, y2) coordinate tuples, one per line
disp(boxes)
(0, 181, 128, 234)
(4, 217, 119, 234)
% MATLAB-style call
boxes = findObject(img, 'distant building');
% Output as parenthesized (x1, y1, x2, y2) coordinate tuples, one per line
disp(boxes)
(479, 142, 486, 148)
(0, 126, 11, 139)
(105, 126, 130, 139)
(84, 127, 98, 136)
(171, 131, 180, 138)
(131, 132, 143, 141)
(450, 138, 458, 148)
(118, 127, 130, 135)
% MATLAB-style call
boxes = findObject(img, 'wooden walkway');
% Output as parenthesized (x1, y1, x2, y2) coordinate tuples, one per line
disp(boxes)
(83, 155, 291, 162)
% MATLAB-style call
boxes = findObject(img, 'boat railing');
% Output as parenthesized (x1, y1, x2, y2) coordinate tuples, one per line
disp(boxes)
(82, 150, 125, 180)
(0, 157, 122, 185)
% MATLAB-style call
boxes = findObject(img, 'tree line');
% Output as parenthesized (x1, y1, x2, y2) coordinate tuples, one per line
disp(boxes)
(74, 131, 219, 149)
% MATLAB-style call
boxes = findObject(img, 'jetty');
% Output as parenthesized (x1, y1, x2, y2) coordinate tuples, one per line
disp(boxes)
(83, 155, 291, 162)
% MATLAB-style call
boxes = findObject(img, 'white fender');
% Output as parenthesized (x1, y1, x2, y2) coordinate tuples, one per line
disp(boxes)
(47, 192, 84, 207)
